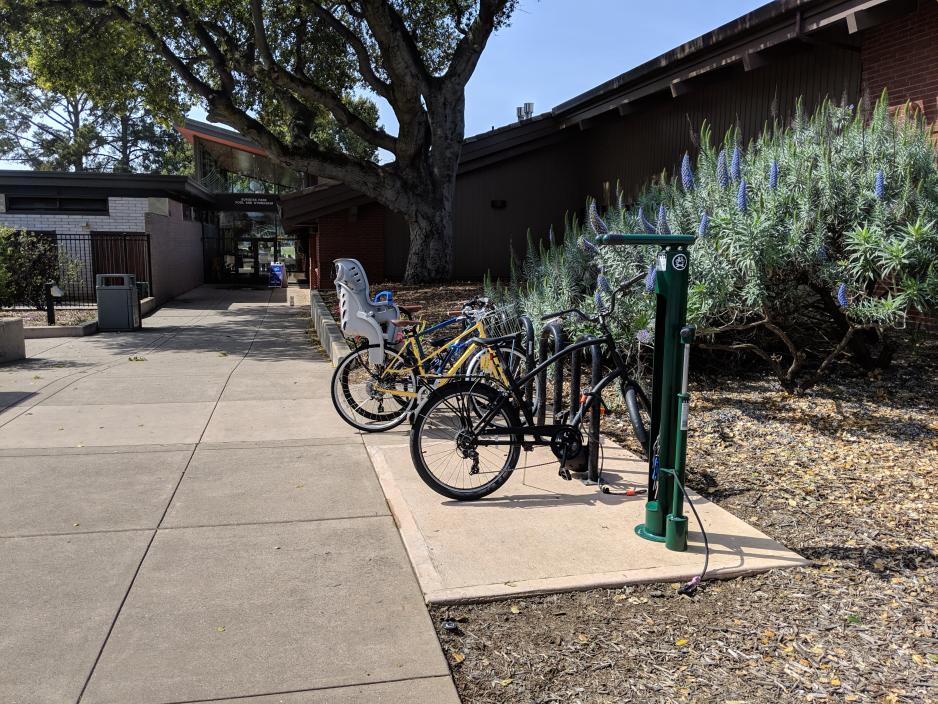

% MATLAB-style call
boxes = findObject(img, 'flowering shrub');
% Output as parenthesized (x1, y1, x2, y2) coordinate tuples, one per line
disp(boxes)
(490, 95, 938, 391)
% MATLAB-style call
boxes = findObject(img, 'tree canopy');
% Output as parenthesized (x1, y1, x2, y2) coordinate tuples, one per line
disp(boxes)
(5, 0, 517, 279)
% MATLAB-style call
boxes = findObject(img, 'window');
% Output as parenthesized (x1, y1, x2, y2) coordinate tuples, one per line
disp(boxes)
(6, 196, 108, 214)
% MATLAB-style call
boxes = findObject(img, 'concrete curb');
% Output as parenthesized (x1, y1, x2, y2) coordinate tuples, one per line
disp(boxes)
(24, 320, 98, 338)
(310, 290, 351, 366)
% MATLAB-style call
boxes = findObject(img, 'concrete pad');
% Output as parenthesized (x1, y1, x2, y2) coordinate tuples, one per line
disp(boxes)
(202, 398, 355, 443)
(0, 401, 215, 448)
(204, 677, 460, 703)
(80, 519, 450, 704)
(0, 531, 151, 704)
(39, 374, 227, 406)
(0, 450, 190, 536)
(162, 444, 388, 527)
(365, 438, 808, 603)
(234, 359, 327, 378)
(101, 355, 242, 377)
(220, 371, 331, 401)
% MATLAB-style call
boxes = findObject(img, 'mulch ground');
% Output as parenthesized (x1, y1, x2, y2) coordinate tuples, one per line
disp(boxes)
(0, 309, 96, 327)
(321, 281, 937, 702)
(318, 281, 482, 326)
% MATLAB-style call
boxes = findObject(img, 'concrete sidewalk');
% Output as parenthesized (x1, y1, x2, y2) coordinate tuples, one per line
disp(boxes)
(0, 287, 457, 704)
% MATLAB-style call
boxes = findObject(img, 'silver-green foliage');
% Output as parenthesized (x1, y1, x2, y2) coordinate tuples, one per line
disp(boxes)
(494, 95, 938, 389)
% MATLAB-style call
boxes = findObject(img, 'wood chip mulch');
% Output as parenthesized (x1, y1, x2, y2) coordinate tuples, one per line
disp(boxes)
(319, 280, 936, 702)
(0, 309, 96, 327)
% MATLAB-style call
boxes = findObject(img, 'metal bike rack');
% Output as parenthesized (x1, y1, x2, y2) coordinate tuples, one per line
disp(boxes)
(518, 315, 536, 411)
(536, 322, 566, 425)
(567, 334, 605, 483)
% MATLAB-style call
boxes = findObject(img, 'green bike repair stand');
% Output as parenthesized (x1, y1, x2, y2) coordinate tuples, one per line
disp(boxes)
(596, 233, 696, 552)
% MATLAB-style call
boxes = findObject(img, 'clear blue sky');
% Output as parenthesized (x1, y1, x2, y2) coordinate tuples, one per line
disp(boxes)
(395, 0, 769, 139)
(1, 1, 769, 169)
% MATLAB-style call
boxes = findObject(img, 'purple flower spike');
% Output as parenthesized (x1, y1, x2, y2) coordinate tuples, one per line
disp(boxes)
(636, 329, 652, 345)
(698, 212, 709, 238)
(588, 200, 608, 235)
(681, 152, 695, 192)
(716, 150, 729, 189)
(597, 273, 613, 295)
(594, 288, 604, 310)
(638, 206, 656, 234)
(730, 146, 742, 183)
(769, 160, 779, 190)
(579, 237, 599, 256)
(874, 170, 885, 200)
(656, 204, 670, 234)
(836, 283, 849, 308)
(736, 180, 748, 212)
(644, 264, 657, 293)
(816, 245, 829, 263)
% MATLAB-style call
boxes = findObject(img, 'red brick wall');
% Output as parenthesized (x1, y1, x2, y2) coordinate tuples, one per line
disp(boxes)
(309, 203, 386, 289)
(862, 0, 938, 129)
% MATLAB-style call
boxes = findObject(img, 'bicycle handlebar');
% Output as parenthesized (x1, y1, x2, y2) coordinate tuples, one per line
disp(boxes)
(540, 269, 647, 324)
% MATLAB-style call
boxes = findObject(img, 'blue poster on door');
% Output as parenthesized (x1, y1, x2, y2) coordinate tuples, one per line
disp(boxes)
(269, 262, 285, 288)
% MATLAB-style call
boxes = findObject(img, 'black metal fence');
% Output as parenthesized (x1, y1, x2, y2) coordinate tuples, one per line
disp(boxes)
(0, 232, 152, 308)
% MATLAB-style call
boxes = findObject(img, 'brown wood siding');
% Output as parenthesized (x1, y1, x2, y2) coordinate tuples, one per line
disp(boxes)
(577, 43, 862, 204)
(378, 41, 863, 281)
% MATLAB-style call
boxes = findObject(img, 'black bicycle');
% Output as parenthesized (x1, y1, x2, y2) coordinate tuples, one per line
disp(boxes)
(409, 270, 651, 500)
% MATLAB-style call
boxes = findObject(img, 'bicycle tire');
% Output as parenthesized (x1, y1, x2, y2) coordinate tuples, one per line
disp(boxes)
(331, 345, 417, 432)
(410, 380, 521, 500)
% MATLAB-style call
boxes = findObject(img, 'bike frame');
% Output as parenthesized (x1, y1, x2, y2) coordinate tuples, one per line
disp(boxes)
(469, 330, 629, 445)
(373, 314, 514, 399)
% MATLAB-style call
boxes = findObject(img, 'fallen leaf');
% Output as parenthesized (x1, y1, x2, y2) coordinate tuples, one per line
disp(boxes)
(675, 639, 688, 646)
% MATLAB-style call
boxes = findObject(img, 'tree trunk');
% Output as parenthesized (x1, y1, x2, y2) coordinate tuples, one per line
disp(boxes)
(118, 114, 131, 172)
(402, 195, 454, 283)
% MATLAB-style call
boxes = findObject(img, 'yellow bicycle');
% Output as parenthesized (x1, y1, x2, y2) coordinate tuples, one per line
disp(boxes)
(330, 301, 535, 432)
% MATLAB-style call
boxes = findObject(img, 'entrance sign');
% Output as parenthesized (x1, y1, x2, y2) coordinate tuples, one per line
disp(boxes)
(269, 262, 285, 288)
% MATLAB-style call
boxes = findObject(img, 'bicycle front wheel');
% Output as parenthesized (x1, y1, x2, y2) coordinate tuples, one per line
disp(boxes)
(410, 380, 521, 500)
(331, 345, 417, 432)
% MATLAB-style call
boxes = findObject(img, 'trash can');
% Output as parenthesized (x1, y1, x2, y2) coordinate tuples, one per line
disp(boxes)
(96, 274, 141, 331)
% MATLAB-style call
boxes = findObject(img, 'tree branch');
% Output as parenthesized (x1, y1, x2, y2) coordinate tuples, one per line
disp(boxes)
(441, 0, 510, 91)
(301, 1, 392, 101)
(249, 0, 397, 153)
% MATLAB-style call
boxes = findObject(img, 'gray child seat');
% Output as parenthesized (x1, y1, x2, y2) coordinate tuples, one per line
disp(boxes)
(333, 258, 401, 365)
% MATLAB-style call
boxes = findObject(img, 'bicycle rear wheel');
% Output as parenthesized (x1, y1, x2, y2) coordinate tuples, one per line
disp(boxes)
(331, 345, 417, 432)
(410, 380, 521, 501)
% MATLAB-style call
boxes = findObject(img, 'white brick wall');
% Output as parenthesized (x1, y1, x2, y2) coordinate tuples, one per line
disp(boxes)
(0, 197, 148, 234)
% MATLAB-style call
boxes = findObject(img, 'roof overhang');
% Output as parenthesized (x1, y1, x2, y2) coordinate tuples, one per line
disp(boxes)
(0, 171, 216, 207)
(552, 0, 917, 128)
(177, 118, 268, 157)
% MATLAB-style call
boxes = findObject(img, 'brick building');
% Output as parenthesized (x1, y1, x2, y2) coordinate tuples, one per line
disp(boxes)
(0, 172, 214, 305)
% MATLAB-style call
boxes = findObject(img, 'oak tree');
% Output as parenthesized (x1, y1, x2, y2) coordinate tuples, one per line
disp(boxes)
(13, 0, 517, 281)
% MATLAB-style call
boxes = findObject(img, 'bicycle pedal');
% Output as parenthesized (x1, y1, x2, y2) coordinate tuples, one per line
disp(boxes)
(558, 468, 572, 481)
